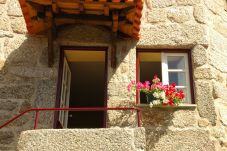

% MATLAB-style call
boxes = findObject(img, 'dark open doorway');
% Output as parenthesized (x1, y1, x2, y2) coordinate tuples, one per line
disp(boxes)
(57, 48, 107, 128)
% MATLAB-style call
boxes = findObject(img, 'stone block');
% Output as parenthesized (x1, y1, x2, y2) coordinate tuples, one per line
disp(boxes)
(140, 106, 196, 128)
(107, 100, 137, 127)
(213, 82, 227, 99)
(145, 127, 215, 151)
(17, 128, 146, 151)
(176, 0, 200, 5)
(198, 118, 210, 127)
(8, 66, 57, 79)
(147, 9, 167, 23)
(167, 7, 190, 23)
(195, 80, 216, 125)
(34, 80, 56, 127)
(5, 35, 46, 66)
(194, 5, 209, 24)
(10, 17, 27, 34)
(0, 99, 19, 111)
(7, 0, 23, 16)
(0, 4, 5, 15)
(191, 45, 208, 67)
(138, 23, 209, 47)
(0, 16, 11, 31)
(151, 0, 176, 8)
(19, 100, 31, 113)
(215, 98, 227, 126)
(0, 0, 6, 4)
(204, 0, 221, 14)
(171, 109, 197, 128)
(211, 127, 226, 139)
(0, 146, 16, 151)
(214, 22, 227, 38)
(0, 85, 34, 99)
(209, 48, 227, 73)
(0, 130, 14, 145)
(0, 30, 13, 38)
(0, 114, 11, 125)
(57, 25, 111, 45)
(194, 66, 217, 79)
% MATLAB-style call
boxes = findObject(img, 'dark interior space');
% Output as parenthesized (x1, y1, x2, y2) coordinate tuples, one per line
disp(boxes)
(140, 62, 162, 104)
(67, 62, 105, 128)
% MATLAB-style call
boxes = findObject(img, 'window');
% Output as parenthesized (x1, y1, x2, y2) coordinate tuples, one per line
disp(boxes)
(137, 51, 192, 104)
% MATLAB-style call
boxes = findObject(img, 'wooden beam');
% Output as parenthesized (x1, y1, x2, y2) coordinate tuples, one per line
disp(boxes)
(111, 33, 117, 68)
(55, 18, 112, 27)
(112, 10, 118, 32)
(48, 14, 54, 67)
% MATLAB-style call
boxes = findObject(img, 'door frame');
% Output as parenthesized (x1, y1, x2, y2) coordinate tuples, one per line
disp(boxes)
(54, 46, 108, 128)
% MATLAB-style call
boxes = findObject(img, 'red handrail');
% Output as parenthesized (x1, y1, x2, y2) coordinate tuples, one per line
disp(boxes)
(0, 107, 141, 129)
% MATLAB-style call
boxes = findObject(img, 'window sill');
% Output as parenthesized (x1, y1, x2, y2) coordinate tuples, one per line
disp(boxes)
(137, 104, 197, 109)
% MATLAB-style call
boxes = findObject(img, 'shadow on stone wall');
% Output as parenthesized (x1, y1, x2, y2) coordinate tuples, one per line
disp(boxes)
(0, 33, 59, 149)
(140, 107, 197, 150)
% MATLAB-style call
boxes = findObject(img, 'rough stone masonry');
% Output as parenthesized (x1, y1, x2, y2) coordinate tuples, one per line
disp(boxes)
(0, 0, 227, 150)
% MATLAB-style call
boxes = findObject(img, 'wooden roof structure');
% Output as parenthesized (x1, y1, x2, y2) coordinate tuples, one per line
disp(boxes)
(18, 0, 143, 39)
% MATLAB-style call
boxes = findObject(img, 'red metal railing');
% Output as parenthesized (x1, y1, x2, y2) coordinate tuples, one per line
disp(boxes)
(0, 107, 141, 129)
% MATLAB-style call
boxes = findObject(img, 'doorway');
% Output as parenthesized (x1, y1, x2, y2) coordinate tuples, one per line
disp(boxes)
(57, 48, 107, 128)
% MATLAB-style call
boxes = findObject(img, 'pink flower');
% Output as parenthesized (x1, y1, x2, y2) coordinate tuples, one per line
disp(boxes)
(136, 82, 144, 90)
(143, 81, 150, 89)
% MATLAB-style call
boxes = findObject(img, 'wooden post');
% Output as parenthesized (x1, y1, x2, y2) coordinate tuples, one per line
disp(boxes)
(111, 32, 117, 68)
(48, 14, 55, 67)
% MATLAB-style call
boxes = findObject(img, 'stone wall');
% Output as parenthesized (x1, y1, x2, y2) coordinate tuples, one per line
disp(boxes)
(135, 0, 227, 150)
(0, 0, 57, 150)
(0, 0, 227, 151)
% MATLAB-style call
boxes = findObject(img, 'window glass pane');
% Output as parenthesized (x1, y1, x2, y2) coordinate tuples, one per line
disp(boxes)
(169, 72, 186, 86)
(167, 56, 185, 69)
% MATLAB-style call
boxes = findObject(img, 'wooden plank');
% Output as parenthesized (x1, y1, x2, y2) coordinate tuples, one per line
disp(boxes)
(126, 8, 135, 23)
(29, 0, 52, 5)
(52, 3, 59, 13)
(57, 0, 80, 9)
(112, 11, 118, 32)
(103, 6, 109, 16)
(83, 3, 104, 10)
(55, 18, 112, 27)
(61, 9, 80, 14)
(84, 10, 104, 15)
(118, 23, 133, 36)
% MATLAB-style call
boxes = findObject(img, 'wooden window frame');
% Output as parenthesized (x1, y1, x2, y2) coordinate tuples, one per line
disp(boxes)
(136, 49, 195, 104)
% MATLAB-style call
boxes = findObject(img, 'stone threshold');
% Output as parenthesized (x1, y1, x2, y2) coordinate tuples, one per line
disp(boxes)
(138, 104, 197, 109)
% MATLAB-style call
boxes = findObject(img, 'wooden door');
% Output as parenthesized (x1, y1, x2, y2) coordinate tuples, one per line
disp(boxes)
(59, 57, 71, 128)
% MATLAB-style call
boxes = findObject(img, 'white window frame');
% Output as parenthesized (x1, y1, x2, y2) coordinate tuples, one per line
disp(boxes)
(161, 53, 191, 103)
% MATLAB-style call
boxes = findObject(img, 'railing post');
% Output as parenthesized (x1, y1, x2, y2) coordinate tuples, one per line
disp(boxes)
(34, 111, 39, 129)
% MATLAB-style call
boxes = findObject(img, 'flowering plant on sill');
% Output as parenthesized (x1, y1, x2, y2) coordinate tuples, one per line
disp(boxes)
(127, 75, 185, 107)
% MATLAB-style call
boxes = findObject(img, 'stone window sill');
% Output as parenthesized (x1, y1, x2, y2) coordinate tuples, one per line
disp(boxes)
(137, 104, 197, 109)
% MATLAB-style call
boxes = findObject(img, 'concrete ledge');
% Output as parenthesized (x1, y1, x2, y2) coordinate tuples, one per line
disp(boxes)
(17, 128, 145, 151)
(138, 104, 197, 110)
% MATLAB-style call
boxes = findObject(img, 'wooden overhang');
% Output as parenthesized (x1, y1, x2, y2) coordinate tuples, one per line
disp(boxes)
(18, 0, 143, 39)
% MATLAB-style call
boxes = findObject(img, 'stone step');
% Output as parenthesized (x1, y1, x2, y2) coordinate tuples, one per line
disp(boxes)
(17, 128, 145, 151)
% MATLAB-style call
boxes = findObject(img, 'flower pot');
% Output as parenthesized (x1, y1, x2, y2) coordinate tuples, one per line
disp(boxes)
(146, 93, 155, 103)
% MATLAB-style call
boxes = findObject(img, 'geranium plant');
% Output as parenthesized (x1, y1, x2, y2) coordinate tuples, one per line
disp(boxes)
(128, 75, 185, 107)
